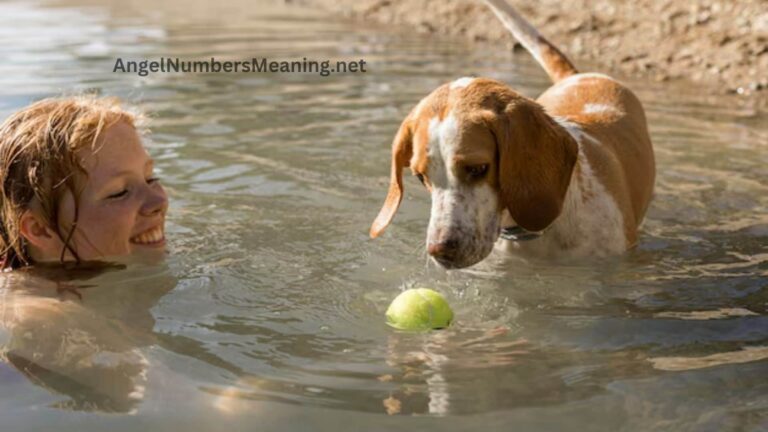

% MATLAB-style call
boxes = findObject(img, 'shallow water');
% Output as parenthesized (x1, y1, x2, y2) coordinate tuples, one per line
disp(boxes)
(1, 0, 767, 430)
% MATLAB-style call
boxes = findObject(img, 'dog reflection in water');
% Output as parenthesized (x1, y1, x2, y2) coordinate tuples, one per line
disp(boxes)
(380, 326, 529, 416)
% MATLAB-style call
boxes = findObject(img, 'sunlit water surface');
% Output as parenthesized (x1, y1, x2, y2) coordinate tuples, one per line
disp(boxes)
(1, 0, 767, 430)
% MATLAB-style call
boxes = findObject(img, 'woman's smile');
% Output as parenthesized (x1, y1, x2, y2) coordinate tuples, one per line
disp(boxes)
(129, 226, 165, 247)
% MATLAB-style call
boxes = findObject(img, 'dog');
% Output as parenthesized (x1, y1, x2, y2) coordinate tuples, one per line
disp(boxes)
(369, 0, 655, 269)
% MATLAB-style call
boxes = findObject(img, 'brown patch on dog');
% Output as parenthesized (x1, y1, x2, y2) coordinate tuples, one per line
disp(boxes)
(488, 89, 578, 232)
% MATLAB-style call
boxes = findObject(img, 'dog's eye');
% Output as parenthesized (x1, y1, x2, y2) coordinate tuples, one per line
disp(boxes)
(465, 164, 489, 179)
(415, 173, 426, 185)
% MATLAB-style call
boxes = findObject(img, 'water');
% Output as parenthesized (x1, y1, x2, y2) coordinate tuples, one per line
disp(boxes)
(1, 0, 767, 430)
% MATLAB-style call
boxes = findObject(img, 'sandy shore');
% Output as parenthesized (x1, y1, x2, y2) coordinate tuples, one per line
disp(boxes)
(300, 0, 768, 107)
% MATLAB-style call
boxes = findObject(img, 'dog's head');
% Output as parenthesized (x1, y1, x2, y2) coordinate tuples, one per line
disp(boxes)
(370, 78, 578, 269)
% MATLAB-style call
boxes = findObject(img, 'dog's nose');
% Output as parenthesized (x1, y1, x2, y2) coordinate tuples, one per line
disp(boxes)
(428, 238, 460, 259)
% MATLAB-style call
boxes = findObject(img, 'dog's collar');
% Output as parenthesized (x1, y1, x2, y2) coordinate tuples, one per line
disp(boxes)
(500, 225, 544, 241)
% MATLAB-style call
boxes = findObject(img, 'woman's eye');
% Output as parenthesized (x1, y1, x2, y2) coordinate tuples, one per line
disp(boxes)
(415, 173, 426, 185)
(147, 176, 160, 185)
(107, 189, 128, 199)
(466, 164, 489, 179)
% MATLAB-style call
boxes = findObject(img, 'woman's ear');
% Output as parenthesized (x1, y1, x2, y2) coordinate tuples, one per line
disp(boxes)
(19, 209, 64, 262)
(495, 99, 578, 232)
(370, 115, 414, 238)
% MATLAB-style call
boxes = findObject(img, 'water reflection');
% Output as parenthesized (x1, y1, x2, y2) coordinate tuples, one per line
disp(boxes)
(0, 263, 175, 413)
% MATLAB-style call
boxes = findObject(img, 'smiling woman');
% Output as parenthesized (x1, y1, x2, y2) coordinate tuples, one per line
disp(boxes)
(0, 96, 168, 270)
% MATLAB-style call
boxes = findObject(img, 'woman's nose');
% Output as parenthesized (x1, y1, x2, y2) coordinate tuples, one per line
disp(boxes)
(140, 184, 168, 217)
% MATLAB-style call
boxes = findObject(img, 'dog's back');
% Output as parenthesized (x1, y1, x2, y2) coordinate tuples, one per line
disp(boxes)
(485, 0, 655, 247)
(539, 74, 655, 241)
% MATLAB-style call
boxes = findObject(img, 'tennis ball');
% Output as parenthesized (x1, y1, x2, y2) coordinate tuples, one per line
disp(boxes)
(386, 288, 453, 330)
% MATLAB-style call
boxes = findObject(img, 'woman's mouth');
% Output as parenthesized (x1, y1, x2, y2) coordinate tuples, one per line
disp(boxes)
(130, 226, 165, 247)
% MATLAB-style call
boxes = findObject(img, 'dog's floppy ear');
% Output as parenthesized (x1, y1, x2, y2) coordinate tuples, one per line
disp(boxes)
(370, 115, 414, 238)
(494, 99, 577, 232)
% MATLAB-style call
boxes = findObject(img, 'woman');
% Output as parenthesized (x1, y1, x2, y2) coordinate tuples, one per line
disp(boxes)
(0, 95, 168, 270)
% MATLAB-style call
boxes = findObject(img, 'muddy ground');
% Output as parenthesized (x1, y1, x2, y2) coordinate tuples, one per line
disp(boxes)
(300, 0, 768, 108)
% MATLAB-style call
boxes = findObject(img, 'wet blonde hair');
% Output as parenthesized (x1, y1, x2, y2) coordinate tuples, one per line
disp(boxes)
(0, 96, 141, 270)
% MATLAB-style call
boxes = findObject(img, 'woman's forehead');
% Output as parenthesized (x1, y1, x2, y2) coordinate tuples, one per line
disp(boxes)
(80, 121, 149, 174)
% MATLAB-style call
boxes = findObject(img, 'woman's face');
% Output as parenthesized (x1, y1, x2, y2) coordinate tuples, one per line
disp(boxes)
(56, 120, 168, 261)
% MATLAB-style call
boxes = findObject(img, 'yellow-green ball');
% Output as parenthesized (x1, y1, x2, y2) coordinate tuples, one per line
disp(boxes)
(386, 288, 453, 330)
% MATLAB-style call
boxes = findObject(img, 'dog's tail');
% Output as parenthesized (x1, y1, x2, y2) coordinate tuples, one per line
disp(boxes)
(482, 0, 578, 83)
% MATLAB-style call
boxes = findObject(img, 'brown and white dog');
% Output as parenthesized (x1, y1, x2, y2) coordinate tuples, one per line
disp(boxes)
(370, 0, 655, 269)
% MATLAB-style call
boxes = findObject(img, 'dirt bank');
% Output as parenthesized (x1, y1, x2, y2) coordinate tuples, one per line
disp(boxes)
(300, 0, 768, 106)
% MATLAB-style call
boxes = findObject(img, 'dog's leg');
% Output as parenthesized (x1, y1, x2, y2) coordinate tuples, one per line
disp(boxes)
(482, 0, 578, 83)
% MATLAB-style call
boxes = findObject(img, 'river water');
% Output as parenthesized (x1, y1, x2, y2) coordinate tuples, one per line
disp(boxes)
(1, 0, 767, 430)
